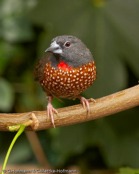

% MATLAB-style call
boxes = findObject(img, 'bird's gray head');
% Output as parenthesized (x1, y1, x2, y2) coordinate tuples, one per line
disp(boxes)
(45, 35, 93, 68)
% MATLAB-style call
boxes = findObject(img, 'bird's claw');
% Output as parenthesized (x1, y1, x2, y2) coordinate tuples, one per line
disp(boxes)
(47, 103, 58, 128)
(79, 97, 96, 114)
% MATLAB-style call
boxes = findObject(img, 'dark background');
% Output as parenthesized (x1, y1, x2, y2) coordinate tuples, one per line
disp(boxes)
(0, 0, 139, 172)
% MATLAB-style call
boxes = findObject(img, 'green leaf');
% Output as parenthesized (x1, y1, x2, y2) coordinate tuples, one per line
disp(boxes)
(117, 167, 139, 174)
(0, 78, 14, 111)
(105, 0, 139, 77)
(0, 41, 23, 75)
(92, 109, 139, 168)
(0, 0, 36, 42)
(1, 17, 34, 42)
(50, 123, 89, 166)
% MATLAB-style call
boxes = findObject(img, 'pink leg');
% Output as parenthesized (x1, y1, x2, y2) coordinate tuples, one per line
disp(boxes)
(46, 95, 58, 128)
(78, 96, 96, 114)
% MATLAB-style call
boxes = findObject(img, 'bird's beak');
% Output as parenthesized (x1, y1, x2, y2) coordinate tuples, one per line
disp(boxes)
(45, 41, 62, 54)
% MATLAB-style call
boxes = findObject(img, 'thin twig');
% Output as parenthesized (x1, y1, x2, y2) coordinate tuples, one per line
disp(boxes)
(26, 131, 51, 167)
(0, 85, 139, 131)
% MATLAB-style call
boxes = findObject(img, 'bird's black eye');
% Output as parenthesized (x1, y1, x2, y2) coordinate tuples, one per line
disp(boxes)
(65, 41, 71, 47)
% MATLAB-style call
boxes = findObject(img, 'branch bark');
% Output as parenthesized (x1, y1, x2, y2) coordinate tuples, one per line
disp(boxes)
(0, 85, 139, 131)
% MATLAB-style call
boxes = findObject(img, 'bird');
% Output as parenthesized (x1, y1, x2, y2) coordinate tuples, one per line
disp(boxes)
(34, 35, 97, 128)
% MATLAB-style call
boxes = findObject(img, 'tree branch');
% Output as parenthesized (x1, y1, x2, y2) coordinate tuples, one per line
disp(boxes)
(0, 85, 139, 131)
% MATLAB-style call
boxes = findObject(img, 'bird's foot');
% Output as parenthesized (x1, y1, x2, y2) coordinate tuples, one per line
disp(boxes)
(78, 96, 96, 114)
(47, 102, 58, 128)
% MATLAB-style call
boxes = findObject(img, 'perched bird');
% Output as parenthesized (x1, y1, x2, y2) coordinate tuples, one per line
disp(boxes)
(34, 35, 97, 128)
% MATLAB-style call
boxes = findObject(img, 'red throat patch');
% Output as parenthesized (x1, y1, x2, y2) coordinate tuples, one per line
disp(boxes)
(57, 61, 72, 71)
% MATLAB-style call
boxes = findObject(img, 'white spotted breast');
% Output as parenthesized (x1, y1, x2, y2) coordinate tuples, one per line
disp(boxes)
(40, 61, 97, 99)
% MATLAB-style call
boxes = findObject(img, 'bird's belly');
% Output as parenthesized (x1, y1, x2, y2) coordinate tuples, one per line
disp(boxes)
(40, 61, 97, 99)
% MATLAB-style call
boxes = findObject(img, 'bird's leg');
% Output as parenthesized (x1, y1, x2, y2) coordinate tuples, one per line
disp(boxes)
(78, 96, 96, 114)
(46, 95, 58, 128)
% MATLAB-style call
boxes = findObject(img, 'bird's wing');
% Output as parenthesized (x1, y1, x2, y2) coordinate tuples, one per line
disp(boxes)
(33, 54, 50, 82)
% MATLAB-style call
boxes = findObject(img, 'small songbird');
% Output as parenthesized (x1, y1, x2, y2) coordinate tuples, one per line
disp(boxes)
(34, 35, 97, 128)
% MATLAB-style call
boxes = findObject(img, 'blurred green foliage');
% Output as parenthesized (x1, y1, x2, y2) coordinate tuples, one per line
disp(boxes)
(0, 0, 139, 171)
(117, 167, 139, 174)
